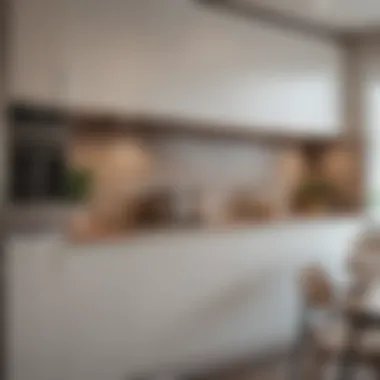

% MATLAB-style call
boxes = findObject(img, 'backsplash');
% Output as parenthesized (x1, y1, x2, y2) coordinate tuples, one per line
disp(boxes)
(69, 132, 284, 237)
(7, 103, 360, 239)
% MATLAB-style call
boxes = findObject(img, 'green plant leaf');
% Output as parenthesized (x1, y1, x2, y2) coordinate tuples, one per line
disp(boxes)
(66, 166, 93, 202)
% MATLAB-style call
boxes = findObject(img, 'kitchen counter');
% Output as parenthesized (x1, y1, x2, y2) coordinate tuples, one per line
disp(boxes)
(6, 201, 361, 239)
(64, 214, 361, 246)
(6, 203, 75, 234)
(8, 217, 363, 380)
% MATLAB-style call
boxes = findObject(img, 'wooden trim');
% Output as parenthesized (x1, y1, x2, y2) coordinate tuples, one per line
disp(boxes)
(342, 29, 380, 41)
(70, 111, 342, 147)
(194, 0, 341, 43)
(195, 0, 380, 43)
(340, 37, 367, 211)
(8, 101, 344, 147)
(0, 0, 10, 378)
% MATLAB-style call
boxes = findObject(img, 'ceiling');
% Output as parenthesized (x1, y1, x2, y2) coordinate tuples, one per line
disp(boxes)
(241, 0, 380, 31)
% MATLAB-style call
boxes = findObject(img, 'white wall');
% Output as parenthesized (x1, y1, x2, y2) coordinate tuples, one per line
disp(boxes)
(8, 219, 361, 380)
(11, 0, 344, 134)
(154, 137, 278, 190)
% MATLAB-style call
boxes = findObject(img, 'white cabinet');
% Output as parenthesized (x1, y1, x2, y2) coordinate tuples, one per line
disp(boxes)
(137, 0, 344, 135)
(64, 0, 343, 134)
(10, 0, 343, 134)
(8, 222, 359, 380)
(64, 0, 151, 113)
(9, 0, 66, 105)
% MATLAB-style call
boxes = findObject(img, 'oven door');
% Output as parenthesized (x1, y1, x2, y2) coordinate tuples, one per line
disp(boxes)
(11, 142, 67, 203)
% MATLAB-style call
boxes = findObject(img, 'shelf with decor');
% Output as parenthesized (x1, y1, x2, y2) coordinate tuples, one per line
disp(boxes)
(6, 102, 363, 240)
(66, 112, 362, 243)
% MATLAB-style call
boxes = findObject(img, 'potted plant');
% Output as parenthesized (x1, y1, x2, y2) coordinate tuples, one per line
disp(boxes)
(293, 177, 339, 215)
(66, 166, 94, 203)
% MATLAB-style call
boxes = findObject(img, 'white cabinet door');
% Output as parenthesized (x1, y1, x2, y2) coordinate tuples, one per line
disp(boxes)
(8, 237, 68, 380)
(64, 0, 343, 134)
(9, 0, 66, 105)
(65, 0, 152, 113)
(129, 0, 344, 136)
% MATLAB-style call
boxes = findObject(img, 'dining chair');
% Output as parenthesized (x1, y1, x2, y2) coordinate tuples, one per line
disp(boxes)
(348, 226, 380, 284)
(296, 264, 380, 380)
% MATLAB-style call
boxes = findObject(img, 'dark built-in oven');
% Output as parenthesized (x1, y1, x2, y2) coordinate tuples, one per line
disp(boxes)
(8, 103, 69, 203)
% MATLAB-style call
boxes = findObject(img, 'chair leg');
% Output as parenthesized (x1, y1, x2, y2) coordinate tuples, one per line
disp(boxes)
(336, 323, 362, 380)
(371, 360, 380, 380)
(309, 347, 327, 380)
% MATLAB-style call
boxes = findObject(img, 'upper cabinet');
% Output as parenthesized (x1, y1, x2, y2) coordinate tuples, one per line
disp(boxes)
(64, 0, 152, 114)
(65, 0, 344, 135)
(10, 0, 344, 135)
(9, 0, 67, 105)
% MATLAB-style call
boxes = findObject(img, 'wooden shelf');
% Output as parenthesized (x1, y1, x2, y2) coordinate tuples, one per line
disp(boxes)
(8, 100, 344, 146)
(70, 110, 344, 147)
